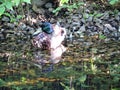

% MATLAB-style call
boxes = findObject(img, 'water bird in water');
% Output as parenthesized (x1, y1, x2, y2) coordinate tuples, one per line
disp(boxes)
(32, 22, 67, 64)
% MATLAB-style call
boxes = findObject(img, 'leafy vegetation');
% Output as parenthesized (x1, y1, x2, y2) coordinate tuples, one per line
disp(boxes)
(0, 0, 31, 22)
(109, 0, 119, 5)
(53, 0, 120, 15)
(53, 1, 84, 15)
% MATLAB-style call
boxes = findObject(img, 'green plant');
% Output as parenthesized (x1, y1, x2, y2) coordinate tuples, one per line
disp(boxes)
(109, 0, 119, 5)
(0, 0, 12, 16)
(99, 34, 106, 39)
(53, 1, 84, 15)
(3, 12, 22, 22)
(0, 0, 31, 17)
(60, 82, 73, 90)
(11, 86, 23, 90)
(0, 79, 6, 86)
(60, 0, 69, 6)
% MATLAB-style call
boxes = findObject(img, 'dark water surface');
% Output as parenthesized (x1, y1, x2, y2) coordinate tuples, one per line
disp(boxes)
(0, 37, 120, 90)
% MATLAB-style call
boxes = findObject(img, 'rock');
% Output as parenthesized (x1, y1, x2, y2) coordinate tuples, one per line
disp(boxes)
(65, 11, 70, 15)
(7, 23, 15, 29)
(2, 16, 10, 22)
(31, 0, 49, 7)
(72, 16, 80, 22)
(111, 32, 120, 40)
(72, 22, 80, 26)
(31, 0, 48, 13)
(26, 26, 34, 31)
(87, 16, 93, 22)
(94, 18, 102, 24)
(28, 29, 35, 34)
(48, 8, 54, 12)
(110, 20, 119, 29)
(83, 13, 89, 19)
(100, 12, 109, 19)
(32, 5, 45, 14)
(96, 23, 104, 30)
(9, 10, 16, 15)
(118, 26, 120, 32)
(81, 18, 86, 24)
(79, 25, 85, 32)
(54, 9, 119, 40)
(115, 15, 120, 21)
(103, 27, 110, 35)
(18, 23, 26, 30)
(45, 2, 53, 8)
(0, 32, 5, 41)
(104, 24, 115, 31)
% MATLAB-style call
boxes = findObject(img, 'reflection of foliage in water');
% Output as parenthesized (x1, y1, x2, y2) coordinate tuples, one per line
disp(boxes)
(0, 36, 120, 90)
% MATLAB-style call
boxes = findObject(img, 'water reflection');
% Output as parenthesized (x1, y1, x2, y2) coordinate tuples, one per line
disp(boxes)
(0, 37, 120, 89)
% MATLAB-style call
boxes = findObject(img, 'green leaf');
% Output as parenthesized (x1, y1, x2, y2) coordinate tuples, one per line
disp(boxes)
(0, 0, 4, 3)
(21, 77, 26, 82)
(52, 7, 62, 13)
(17, 15, 23, 19)
(109, 0, 118, 5)
(13, 0, 20, 6)
(60, 82, 70, 90)
(0, 79, 6, 86)
(0, 6, 5, 16)
(5, 1, 13, 10)
(99, 34, 106, 39)
(22, 0, 31, 4)
(78, 75, 87, 83)
(95, 13, 103, 18)
(3, 12, 11, 17)
(60, 0, 69, 5)
(77, 2, 84, 6)
(112, 88, 120, 90)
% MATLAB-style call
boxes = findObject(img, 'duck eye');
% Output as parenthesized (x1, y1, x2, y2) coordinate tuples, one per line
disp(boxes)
(61, 30, 64, 35)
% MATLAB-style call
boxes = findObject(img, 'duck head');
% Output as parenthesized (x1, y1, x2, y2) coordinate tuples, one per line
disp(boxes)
(41, 22, 54, 34)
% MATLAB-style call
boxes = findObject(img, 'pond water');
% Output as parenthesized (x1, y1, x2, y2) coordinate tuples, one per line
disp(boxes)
(0, 36, 120, 90)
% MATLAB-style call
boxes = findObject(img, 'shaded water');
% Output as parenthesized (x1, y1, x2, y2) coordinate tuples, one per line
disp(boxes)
(0, 36, 120, 90)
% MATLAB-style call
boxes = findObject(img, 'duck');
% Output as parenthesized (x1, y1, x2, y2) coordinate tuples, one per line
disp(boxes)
(32, 22, 67, 64)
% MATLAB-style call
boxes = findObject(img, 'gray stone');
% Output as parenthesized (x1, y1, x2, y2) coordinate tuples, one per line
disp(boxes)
(104, 24, 114, 31)
(48, 8, 54, 12)
(79, 25, 85, 32)
(7, 23, 15, 29)
(18, 23, 26, 30)
(45, 2, 53, 8)
(87, 16, 93, 22)
(2, 16, 10, 22)
(31, 0, 49, 7)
